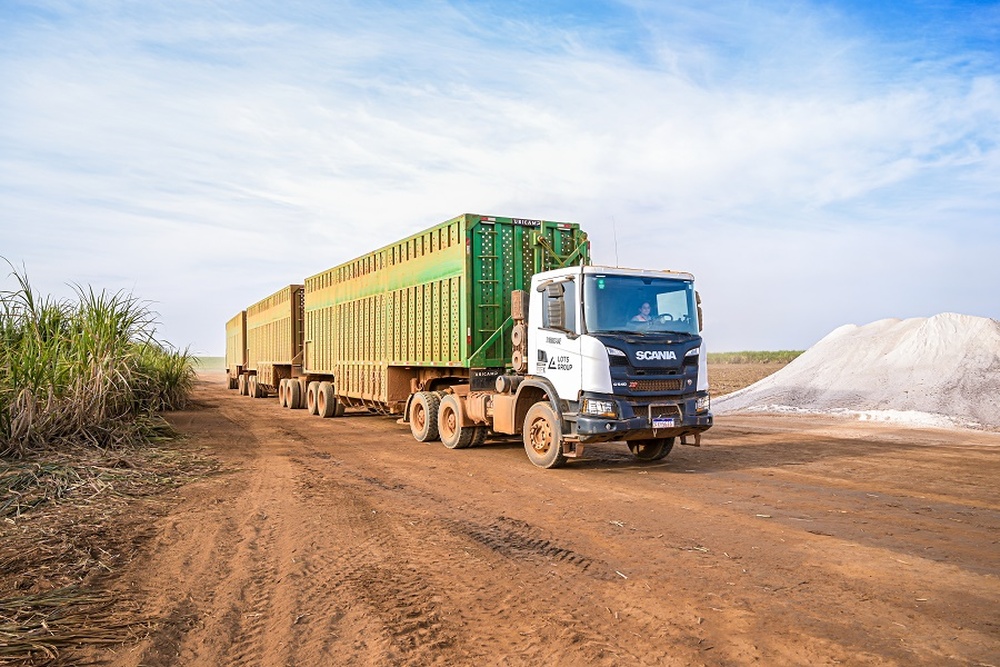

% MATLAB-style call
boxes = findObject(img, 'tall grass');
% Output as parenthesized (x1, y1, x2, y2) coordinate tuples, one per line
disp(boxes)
(0, 265, 195, 458)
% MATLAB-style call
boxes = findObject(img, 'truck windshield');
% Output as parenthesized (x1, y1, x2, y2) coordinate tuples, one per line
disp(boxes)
(583, 274, 698, 335)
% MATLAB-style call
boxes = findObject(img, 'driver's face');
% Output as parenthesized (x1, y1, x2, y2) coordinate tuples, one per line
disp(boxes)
(640, 303, 651, 313)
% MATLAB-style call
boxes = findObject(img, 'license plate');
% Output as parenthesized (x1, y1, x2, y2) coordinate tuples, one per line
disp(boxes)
(652, 417, 675, 429)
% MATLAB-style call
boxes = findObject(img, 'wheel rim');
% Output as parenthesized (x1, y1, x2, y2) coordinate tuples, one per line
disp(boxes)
(528, 417, 553, 454)
(413, 404, 426, 432)
(441, 406, 457, 440)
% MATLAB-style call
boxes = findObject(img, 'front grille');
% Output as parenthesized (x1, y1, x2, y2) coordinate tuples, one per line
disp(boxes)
(650, 404, 682, 419)
(631, 379, 683, 392)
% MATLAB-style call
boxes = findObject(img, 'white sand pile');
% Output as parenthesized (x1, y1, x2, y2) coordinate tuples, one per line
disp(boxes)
(713, 313, 1000, 430)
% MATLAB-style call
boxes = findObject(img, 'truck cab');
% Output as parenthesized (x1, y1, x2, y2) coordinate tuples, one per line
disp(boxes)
(515, 265, 713, 466)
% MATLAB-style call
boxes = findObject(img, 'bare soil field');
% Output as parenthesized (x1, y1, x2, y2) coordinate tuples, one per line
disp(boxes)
(53, 365, 994, 667)
(708, 362, 789, 396)
(5, 363, 998, 666)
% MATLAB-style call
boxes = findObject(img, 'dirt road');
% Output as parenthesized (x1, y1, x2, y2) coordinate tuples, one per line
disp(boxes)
(98, 372, 1000, 666)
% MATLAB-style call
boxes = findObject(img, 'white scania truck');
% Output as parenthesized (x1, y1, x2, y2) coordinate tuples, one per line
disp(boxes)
(446, 263, 713, 468)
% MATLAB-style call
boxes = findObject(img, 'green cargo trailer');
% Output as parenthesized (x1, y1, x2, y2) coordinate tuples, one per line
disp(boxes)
(245, 284, 304, 398)
(301, 214, 589, 413)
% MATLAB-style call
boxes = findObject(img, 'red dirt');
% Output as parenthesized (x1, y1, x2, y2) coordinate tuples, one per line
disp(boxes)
(90, 371, 1000, 666)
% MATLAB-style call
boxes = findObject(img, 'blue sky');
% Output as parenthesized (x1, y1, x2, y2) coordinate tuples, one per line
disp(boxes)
(2, 0, 998, 354)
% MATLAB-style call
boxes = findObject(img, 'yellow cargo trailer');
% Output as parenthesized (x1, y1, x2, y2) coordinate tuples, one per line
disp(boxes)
(243, 284, 304, 399)
(224, 310, 247, 391)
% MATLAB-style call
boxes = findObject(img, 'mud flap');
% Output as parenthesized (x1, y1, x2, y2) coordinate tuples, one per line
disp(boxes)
(679, 434, 702, 447)
(562, 441, 584, 458)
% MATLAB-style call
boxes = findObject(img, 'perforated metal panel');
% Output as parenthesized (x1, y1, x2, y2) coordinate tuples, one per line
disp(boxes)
(225, 311, 247, 373)
(245, 285, 304, 371)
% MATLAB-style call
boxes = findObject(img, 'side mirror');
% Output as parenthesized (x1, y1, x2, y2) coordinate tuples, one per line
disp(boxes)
(695, 291, 703, 332)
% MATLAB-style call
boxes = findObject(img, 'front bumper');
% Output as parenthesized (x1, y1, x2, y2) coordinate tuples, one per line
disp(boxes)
(575, 395, 713, 443)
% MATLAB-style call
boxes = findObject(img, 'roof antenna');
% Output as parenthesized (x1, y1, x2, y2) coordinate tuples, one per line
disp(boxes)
(611, 216, 620, 267)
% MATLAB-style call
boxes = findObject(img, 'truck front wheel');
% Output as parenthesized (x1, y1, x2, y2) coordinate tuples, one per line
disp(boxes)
(523, 403, 567, 469)
(410, 392, 441, 442)
(627, 438, 675, 461)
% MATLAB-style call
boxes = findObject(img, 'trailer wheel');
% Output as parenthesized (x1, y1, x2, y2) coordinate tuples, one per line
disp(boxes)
(306, 381, 320, 415)
(317, 382, 338, 418)
(409, 392, 441, 442)
(438, 395, 475, 449)
(278, 379, 288, 408)
(238, 374, 248, 395)
(249, 375, 258, 398)
(523, 403, 567, 468)
(228, 376, 238, 390)
(288, 380, 303, 409)
(255, 377, 267, 398)
(627, 438, 675, 461)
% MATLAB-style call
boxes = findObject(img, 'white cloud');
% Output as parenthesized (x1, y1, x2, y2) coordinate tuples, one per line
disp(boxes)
(1, 0, 998, 354)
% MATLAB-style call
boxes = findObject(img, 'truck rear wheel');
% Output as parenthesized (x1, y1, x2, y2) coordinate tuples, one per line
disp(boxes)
(438, 395, 475, 449)
(317, 382, 338, 418)
(238, 374, 248, 395)
(287, 380, 303, 409)
(249, 375, 259, 398)
(306, 381, 320, 415)
(409, 392, 441, 442)
(523, 403, 567, 469)
(627, 438, 675, 461)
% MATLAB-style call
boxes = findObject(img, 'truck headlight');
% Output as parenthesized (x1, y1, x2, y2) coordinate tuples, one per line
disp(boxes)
(696, 395, 710, 414)
(582, 398, 618, 418)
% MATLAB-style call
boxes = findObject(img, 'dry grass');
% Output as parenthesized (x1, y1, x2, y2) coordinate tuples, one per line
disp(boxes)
(0, 442, 216, 665)
(0, 587, 147, 666)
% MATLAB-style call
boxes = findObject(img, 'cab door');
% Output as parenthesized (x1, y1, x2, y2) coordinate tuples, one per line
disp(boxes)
(530, 277, 583, 400)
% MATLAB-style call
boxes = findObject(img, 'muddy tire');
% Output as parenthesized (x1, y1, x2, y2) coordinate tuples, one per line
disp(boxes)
(523, 403, 567, 469)
(439, 394, 475, 449)
(627, 438, 675, 461)
(317, 382, 337, 418)
(471, 426, 488, 447)
(249, 375, 259, 398)
(306, 381, 320, 415)
(238, 374, 248, 396)
(409, 392, 441, 442)
(287, 380, 303, 409)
